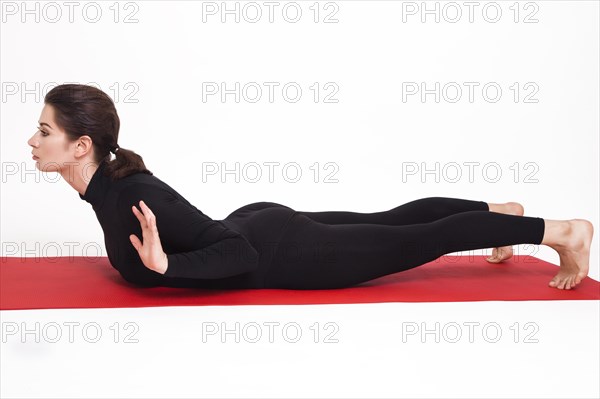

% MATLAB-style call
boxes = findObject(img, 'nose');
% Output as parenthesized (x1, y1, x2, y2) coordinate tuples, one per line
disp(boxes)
(27, 134, 37, 147)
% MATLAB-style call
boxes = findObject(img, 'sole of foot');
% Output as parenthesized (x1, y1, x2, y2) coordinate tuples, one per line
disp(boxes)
(549, 219, 594, 290)
(486, 202, 524, 264)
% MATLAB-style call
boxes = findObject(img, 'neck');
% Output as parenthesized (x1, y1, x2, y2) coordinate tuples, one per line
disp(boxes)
(62, 159, 102, 197)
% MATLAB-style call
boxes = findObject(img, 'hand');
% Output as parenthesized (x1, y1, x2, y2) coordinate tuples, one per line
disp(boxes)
(129, 200, 169, 274)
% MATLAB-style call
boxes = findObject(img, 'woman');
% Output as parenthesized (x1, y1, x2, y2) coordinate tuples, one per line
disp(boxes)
(27, 84, 593, 291)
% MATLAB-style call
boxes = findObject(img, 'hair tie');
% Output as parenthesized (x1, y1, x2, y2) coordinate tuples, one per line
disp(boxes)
(110, 144, 120, 154)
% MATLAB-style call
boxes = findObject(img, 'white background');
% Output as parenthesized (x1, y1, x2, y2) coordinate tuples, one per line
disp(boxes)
(1, 1, 599, 398)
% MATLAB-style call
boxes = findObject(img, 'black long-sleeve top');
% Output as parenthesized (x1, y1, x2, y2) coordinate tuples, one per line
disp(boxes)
(79, 159, 296, 289)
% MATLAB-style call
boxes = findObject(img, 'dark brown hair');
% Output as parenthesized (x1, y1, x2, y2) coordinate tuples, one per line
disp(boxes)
(44, 83, 152, 180)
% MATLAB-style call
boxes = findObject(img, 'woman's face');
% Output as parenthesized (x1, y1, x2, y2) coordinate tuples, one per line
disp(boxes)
(27, 104, 78, 173)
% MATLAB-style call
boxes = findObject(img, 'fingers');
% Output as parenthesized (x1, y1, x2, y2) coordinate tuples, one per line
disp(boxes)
(140, 201, 159, 237)
(129, 234, 142, 251)
(132, 200, 155, 227)
(139, 200, 155, 218)
(131, 200, 160, 242)
(131, 203, 147, 228)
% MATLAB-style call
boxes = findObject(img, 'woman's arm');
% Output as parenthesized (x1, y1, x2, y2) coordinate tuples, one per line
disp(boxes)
(163, 234, 259, 279)
(117, 184, 259, 280)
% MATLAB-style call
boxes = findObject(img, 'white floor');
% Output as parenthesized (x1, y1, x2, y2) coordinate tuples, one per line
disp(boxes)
(2, 300, 599, 398)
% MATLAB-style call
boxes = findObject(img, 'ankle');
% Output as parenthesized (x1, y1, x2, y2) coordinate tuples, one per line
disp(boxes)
(542, 219, 572, 250)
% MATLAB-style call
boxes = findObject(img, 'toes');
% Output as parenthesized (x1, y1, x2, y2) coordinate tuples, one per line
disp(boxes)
(486, 247, 512, 263)
(486, 252, 499, 263)
(565, 277, 572, 290)
(560, 277, 574, 290)
(570, 276, 579, 289)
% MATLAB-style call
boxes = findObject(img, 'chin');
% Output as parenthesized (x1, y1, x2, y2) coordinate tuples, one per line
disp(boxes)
(37, 162, 59, 173)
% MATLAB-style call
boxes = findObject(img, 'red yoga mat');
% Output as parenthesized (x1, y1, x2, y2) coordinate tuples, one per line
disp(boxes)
(1, 255, 599, 310)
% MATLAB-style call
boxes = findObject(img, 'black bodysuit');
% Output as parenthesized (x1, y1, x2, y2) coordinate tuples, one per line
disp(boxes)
(80, 159, 546, 290)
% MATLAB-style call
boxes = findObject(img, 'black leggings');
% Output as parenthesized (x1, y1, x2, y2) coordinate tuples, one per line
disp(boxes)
(264, 197, 546, 289)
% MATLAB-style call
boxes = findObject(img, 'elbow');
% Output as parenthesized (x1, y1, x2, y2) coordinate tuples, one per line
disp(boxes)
(119, 269, 161, 288)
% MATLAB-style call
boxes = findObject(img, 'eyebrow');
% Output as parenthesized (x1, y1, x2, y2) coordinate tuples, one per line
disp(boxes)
(38, 122, 53, 130)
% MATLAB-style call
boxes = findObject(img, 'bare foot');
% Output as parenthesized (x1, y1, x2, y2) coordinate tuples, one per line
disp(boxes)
(486, 246, 514, 263)
(486, 202, 524, 263)
(549, 219, 593, 290)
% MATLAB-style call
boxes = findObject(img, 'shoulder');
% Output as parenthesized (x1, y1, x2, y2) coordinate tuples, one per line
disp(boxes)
(116, 182, 179, 208)
(114, 182, 181, 223)
(114, 172, 187, 203)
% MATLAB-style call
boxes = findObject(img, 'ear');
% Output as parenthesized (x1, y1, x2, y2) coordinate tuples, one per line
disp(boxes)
(76, 135, 94, 156)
